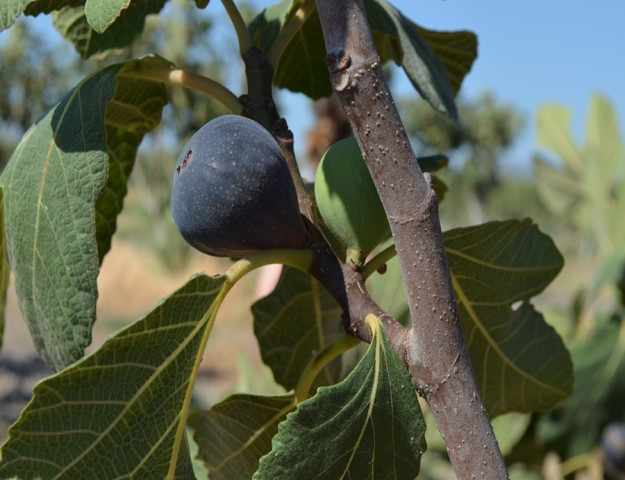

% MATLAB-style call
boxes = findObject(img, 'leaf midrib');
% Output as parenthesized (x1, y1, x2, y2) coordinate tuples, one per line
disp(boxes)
(451, 274, 566, 397)
(53, 292, 216, 478)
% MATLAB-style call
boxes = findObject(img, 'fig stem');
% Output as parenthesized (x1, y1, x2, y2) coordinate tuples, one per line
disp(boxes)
(274, 133, 316, 225)
(294, 334, 360, 402)
(221, 0, 253, 56)
(225, 248, 314, 284)
(268, 0, 317, 70)
(123, 63, 242, 114)
(362, 243, 397, 280)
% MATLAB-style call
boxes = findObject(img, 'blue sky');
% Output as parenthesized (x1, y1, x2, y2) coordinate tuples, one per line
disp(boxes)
(379, 1, 625, 173)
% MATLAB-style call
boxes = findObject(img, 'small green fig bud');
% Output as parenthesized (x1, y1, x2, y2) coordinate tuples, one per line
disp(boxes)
(314, 137, 390, 260)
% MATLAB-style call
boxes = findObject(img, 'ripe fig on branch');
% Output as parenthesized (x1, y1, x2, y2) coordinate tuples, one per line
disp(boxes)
(314, 137, 391, 261)
(171, 115, 308, 257)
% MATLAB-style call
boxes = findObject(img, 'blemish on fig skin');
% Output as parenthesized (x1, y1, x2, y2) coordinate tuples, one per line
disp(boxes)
(177, 150, 192, 175)
(182, 150, 192, 167)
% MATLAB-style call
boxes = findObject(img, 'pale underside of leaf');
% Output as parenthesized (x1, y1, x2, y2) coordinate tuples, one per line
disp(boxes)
(85, 0, 130, 33)
(52, 0, 166, 58)
(0, 273, 225, 479)
(252, 266, 343, 391)
(190, 393, 296, 480)
(444, 220, 572, 416)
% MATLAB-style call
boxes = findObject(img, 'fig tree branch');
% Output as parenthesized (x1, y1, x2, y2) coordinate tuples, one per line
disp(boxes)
(315, 0, 509, 477)
(123, 63, 242, 114)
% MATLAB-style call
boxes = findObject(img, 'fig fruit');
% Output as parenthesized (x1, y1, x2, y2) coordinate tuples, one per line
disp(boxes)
(314, 137, 390, 260)
(171, 115, 308, 257)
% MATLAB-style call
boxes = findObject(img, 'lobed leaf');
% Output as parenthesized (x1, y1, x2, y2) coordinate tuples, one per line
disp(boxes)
(255, 316, 426, 479)
(190, 393, 296, 480)
(0, 273, 227, 479)
(445, 219, 572, 416)
(0, 56, 169, 371)
(52, 0, 166, 58)
(251, 266, 343, 391)
(368, 220, 572, 416)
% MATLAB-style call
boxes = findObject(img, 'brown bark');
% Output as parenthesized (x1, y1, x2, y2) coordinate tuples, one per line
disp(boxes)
(315, 1, 509, 478)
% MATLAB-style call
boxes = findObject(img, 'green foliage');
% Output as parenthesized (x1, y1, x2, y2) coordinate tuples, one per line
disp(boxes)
(537, 314, 625, 457)
(535, 94, 625, 256)
(368, 220, 572, 417)
(0, 273, 225, 478)
(528, 94, 625, 467)
(252, 266, 343, 391)
(0, 56, 168, 371)
(0, 0, 574, 478)
(248, 0, 476, 118)
(189, 393, 296, 480)
(255, 316, 426, 480)
(52, 1, 168, 58)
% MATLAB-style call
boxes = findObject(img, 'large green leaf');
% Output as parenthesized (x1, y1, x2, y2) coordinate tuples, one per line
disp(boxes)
(0, 189, 9, 350)
(255, 316, 426, 479)
(369, 220, 571, 416)
(248, 0, 474, 114)
(52, 0, 166, 58)
(251, 266, 343, 391)
(0, 273, 226, 478)
(190, 393, 296, 480)
(0, 56, 169, 371)
(445, 219, 572, 416)
(537, 314, 625, 457)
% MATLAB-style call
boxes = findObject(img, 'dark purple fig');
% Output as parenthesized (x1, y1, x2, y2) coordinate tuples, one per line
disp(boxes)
(171, 115, 308, 257)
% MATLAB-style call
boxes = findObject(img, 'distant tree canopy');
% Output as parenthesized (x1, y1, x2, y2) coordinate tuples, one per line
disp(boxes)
(399, 92, 534, 226)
